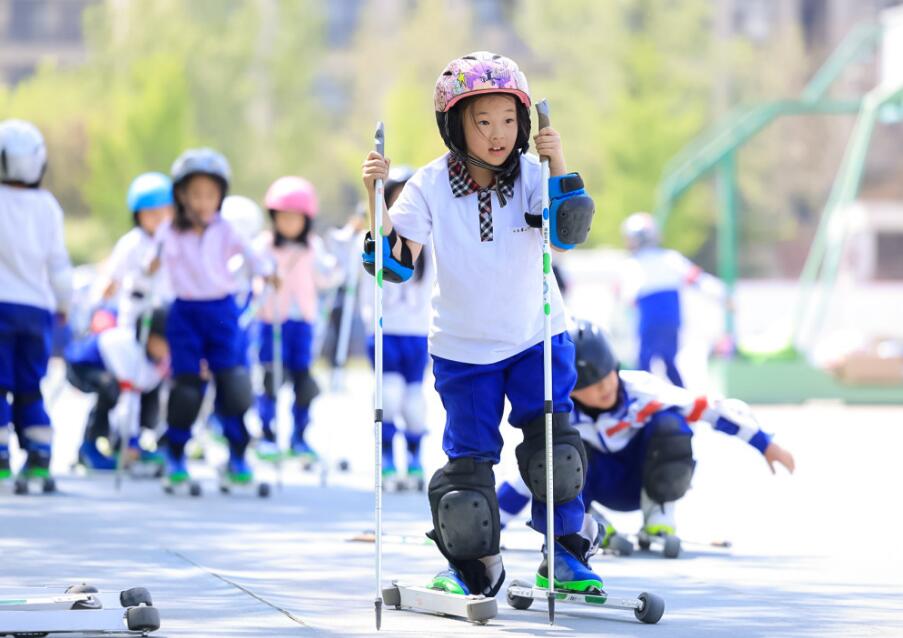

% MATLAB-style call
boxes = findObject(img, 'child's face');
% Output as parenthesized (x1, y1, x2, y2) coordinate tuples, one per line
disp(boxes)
(571, 370, 619, 411)
(177, 174, 222, 227)
(273, 209, 307, 240)
(136, 204, 172, 235)
(462, 94, 518, 167)
(146, 333, 169, 364)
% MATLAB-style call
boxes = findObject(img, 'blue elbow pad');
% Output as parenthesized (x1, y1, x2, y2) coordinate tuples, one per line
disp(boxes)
(362, 230, 414, 283)
(549, 173, 594, 250)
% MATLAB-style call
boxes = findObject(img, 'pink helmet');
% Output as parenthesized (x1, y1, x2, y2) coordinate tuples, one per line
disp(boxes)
(434, 51, 531, 113)
(264, 176, 318, 217)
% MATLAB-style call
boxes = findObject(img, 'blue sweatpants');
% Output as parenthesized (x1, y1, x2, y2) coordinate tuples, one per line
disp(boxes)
(432, 332, 584, 536)
(367, 334, 429, 448)
(166, 297, 250, 458)
(0, 302, 53, 452)
(582, 409, 692, 512)
(638, 326, 684, 387)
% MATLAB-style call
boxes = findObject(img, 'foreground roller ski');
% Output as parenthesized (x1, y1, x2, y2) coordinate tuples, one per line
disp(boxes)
(0, 583, 160, 636)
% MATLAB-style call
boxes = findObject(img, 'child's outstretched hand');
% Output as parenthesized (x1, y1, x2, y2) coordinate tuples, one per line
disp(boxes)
(362, 151, 390, 194)
(764, 442, 795, 474)
(533, 126, 566, 176)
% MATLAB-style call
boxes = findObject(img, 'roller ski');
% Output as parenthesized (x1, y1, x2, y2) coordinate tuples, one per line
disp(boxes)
(14, 447, 56, 495)
(636, 492, 681, 558)
(382, 567, 497, 625)
(218, 457, 270, 498)
(161, 453, 201, 497)
(123, 442, 165, 480)
(0, 583, 160, 635)
(505, 540, 664, 624)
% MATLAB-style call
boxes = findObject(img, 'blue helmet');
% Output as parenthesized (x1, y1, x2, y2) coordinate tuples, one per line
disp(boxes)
(127, 172, 173, 214)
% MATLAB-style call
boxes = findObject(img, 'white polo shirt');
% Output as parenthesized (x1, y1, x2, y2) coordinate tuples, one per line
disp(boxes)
(389, 153, 567, 365)
(0, 184, 72, 313)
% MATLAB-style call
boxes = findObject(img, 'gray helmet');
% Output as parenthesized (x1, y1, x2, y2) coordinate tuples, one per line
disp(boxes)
(569, 320, 619, 390)
(0, 119, 47, 186)
(170, 147, 231, 191)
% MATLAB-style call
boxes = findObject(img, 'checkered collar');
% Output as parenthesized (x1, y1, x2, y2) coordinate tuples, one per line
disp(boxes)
(446, 154, 514, 203)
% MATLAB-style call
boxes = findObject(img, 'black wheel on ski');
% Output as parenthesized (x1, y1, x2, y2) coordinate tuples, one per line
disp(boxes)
(219, 484, 229, 495)
(506, 583, 533, 610)
(126, 605, 161, 631)
(258, 483, 271, 498)
(637, 536, 651, 551)
(635, 592, 665, 624)
(41, 477, 56, 494)
(189, 482, 202, 497)
(13, 478, 27, 495)
(337, 459, 350, 472)
(663, 535, 681, 559)
(120, 587, 153, 607)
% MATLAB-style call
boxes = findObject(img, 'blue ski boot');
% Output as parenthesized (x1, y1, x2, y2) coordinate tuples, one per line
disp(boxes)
(78, 440, 117, 471)
(428, 566, 472, 596)
(536, 540, 604, 594)
(0, 446, 10, 481)
(226, 455, 254, 486)
(162, 449, 200, 496)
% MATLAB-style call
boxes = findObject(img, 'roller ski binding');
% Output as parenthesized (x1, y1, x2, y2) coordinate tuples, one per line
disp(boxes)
(0, 582, 160, 635)
(382, 565, 498, 625)
(218, 457, 270, 498)
(161, 452, 201, 497)
(638, 493, 681, 558)
(14, 447, 56, 495)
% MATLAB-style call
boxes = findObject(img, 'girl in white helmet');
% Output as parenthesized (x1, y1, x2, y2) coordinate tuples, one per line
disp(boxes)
(0, 119, 73, 492)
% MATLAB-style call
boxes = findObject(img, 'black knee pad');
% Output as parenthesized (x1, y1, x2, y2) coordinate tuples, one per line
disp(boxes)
(167, 375, 205, 428)
(516, 413, 587, 504)
(214, 367, 252, 417)
(643, 412, 695, 503)
(139, 386, 161, 430)
(428, 458, 500, 561)
(291, 369, 320, 406)
(95, 373, 120, 408)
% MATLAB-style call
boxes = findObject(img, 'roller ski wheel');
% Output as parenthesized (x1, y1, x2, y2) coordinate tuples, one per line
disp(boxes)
(404, 468, 425, 492)
(336, 458, 350, 472)
(637, 529, 681, 558)
(506, 579, 534, 610)
(635, 592, 665, 623)
(381, 469, 405, 493)
(606, 533, 635, 557)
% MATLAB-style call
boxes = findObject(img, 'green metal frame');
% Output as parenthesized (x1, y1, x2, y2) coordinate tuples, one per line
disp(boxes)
(653, 23, 885, 345)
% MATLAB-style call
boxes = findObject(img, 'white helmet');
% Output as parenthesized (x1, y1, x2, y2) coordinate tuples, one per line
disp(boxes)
(221, 195, 264, 243)
(0, 119, 47, 186)
(621, 212, 660, 250)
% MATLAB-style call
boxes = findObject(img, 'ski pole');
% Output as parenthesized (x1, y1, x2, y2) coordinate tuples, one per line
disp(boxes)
(372, 121, 386, 631)
(270, 283, 284, 492)
(115, 304, 153, 491)
(536, 99, 556, 625)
